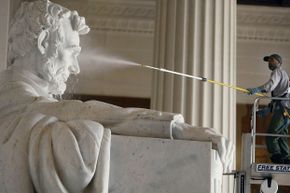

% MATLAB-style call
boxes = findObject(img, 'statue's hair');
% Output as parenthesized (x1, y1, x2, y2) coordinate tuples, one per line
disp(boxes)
(7, 0, 90, 68)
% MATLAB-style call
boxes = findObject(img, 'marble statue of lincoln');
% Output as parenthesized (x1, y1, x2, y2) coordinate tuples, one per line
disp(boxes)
(0, 0, 234, 193)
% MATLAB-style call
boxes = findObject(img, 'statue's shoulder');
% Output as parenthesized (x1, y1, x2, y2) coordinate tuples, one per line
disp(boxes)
(0, 72, 39, 101)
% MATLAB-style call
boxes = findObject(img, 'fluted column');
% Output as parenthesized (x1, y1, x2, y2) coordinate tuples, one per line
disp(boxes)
(151, 0, 236, 192)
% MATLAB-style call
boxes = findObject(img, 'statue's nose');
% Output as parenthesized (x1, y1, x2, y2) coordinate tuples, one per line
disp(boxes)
(70, 59, 80, 74)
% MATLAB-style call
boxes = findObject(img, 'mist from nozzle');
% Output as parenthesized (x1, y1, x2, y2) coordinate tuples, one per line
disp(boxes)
(79, 49, 142, 72)
(81, 55, 140, 67)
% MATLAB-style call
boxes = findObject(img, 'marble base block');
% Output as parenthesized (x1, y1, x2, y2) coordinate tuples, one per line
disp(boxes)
(109, 135, 223, 193)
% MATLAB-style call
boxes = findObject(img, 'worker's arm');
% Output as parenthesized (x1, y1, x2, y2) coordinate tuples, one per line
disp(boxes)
(247, 69, 281, 95)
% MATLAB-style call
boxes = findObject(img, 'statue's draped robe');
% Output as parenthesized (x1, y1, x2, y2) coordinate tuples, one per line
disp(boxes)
(0, 70, 183, 193)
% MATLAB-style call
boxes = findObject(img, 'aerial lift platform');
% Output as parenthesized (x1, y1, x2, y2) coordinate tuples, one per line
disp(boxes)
(235, 97, 290, 193)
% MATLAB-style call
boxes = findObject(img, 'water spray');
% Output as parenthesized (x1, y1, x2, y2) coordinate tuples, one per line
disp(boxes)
(141, 64, 265, 97)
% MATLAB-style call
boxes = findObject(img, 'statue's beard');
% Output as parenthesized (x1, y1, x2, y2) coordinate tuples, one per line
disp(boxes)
(48, 76, 67, 95)
(38, 57, 70, 96)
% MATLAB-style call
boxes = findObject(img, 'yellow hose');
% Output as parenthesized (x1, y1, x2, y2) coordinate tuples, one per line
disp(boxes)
(207, 79, 266, 97)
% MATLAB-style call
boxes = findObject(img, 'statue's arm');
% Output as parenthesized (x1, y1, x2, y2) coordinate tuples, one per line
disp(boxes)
(30, 98, 184, 139)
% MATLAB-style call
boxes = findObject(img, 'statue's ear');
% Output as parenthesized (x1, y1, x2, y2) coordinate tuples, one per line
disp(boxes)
(37, 30, 49, 55)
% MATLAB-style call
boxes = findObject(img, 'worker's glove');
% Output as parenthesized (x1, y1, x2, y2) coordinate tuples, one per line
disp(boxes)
(247, 87, 262, 95)
(256, 107, 270, 118)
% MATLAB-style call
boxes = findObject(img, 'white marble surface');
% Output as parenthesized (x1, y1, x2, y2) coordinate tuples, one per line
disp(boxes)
(109, 135, 223, 193)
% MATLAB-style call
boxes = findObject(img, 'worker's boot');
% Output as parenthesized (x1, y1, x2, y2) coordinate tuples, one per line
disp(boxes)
(270, 154, 284, 164)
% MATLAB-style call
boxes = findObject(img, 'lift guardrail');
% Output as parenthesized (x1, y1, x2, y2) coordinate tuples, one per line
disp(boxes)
(251, 96, 290, 164)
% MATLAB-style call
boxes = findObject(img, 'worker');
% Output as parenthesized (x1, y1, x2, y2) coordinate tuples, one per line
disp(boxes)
(247, 53, 290, 164)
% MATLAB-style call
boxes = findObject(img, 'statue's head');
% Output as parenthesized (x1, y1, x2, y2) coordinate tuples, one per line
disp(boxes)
(8, 0, 90, 95)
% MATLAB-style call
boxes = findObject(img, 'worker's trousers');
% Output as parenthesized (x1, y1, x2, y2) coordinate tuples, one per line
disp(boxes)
(266, 106, 290, 158)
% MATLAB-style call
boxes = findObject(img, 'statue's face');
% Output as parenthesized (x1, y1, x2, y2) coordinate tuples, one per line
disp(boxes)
(48, 18, 81, 94)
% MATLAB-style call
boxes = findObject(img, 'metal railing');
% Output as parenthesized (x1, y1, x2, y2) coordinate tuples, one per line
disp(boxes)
(251, 96, 290, 164)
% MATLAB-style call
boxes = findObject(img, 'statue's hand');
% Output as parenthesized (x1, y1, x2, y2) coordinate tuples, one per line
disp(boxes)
(172, 122, 234, 173)
(210, 135, 234, 173)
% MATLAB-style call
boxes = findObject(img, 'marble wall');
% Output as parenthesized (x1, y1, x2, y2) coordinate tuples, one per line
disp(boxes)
(0, 0, 26, 71)
(0, 0, 10, 71)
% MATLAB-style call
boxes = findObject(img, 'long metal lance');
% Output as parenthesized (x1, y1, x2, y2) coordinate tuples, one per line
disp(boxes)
(141, 64, 265, 97)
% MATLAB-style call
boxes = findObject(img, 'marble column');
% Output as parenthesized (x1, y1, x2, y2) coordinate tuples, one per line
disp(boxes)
(151, 0, 236, 192)
(0, 0, 10, 71)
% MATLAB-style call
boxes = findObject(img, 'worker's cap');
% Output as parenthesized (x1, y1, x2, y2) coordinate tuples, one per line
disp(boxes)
(263, 54, 282, 64)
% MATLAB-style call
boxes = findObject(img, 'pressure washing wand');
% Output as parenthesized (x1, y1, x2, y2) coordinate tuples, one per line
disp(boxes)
(141, 64, 265, 97)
